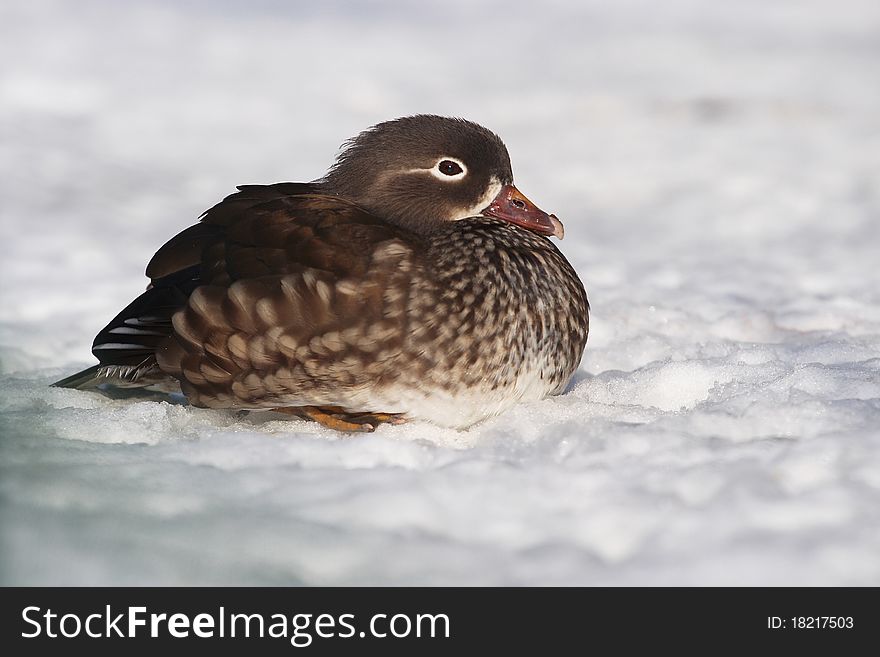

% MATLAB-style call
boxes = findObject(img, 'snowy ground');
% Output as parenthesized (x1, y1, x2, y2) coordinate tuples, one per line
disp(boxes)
(2, 0, 879, 585)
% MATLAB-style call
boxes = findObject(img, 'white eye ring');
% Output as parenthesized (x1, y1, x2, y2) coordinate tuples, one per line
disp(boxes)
(430, 157, 467, 181)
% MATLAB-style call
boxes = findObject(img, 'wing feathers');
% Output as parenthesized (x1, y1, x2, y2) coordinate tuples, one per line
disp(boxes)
(80, 183, 423, 406)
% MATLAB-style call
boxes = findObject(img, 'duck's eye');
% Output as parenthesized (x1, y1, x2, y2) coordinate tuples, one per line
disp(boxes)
(439, 160, 463, 176)
(428, 157, 467, 181)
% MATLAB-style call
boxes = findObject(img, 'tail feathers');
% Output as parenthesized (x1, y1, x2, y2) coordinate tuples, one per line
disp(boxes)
(52, 364, 103, 389)
(54, 265, 200, 393)
(52, 361, 180, 393)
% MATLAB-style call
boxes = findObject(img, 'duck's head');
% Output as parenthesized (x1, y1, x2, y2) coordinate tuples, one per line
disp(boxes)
(321, 115, 564, 239)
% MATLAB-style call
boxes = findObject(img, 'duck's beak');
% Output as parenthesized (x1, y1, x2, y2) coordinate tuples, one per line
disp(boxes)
(481, 184, 565, 240)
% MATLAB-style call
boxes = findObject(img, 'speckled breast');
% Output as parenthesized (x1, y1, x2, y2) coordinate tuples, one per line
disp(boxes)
(392, 219, 589, 426)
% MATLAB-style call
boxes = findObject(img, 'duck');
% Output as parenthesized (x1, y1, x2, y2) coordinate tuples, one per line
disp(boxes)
(54, 115, 589, 431)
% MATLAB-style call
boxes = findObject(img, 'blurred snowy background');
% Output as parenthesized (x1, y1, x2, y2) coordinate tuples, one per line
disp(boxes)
(1, 0, 879, 585)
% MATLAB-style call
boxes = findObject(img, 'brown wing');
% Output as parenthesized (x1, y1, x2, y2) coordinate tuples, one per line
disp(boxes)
(90, 184, 324, 375)
(145, 182, 317, 281)
(152, 186, 424, 409)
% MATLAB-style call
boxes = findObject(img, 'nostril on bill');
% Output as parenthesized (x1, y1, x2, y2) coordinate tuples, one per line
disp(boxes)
(511, 199, 526, 210)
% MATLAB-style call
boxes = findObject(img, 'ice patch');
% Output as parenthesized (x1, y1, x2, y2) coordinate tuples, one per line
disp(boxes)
(576, 359, 737, 412)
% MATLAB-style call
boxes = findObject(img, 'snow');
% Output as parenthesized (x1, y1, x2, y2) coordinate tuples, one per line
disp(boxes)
(2, 0, 879, 585)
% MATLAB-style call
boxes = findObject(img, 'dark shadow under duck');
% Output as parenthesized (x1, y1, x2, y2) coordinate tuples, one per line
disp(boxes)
(54, 115, 589, 431)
